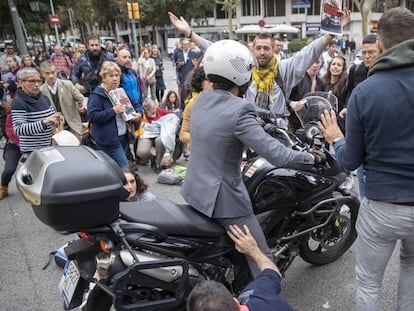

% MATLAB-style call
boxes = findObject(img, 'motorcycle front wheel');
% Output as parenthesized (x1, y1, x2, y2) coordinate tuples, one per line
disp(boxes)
(299, 196, 359, 265)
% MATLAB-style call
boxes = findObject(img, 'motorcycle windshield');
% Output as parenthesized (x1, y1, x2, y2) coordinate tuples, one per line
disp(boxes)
(296, 92, 338, 128)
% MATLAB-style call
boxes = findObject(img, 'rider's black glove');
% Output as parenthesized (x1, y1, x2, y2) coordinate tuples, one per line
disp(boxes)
(310, 150, 326, 165)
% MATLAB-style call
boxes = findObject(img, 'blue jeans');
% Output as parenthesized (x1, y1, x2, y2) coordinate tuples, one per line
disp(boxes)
(357, 165, 366, 198)
(355, 198, 414, 311)
(97, 135, 128, 168)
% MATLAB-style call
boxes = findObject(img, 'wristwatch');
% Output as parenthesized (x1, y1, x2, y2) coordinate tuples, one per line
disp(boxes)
(332, 137, 343, 145)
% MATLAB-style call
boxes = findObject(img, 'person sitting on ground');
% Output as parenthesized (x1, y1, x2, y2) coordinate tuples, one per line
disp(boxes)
(187, 224, 295, 311)
(136, 98, 180, 173)
(121, 168, 157, 202)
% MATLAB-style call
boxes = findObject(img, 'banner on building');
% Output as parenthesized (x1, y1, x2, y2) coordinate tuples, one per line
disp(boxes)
(292, 0, 311, 9)
(306, 23, 321, 35)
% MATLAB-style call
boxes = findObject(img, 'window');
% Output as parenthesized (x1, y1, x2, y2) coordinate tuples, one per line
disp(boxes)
(216, 4, 226, 19)
(292, 7, 306, 14)
(242, 0, 261, 16)
(372, 0, 401, 12)
(309, 0, 321, 15)
(407, 0, 414, 11)
(264, 0, 289, 16)
(264, 0, 276, 16)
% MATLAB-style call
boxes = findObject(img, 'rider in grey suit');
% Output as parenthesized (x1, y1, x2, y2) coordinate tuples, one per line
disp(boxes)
(180, 40, 316, 278)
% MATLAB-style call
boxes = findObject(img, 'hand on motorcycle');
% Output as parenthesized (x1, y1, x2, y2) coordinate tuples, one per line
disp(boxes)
(227, 224, 258, 256)
(227, 224, 282, 277)
(317, 109, 344, 145)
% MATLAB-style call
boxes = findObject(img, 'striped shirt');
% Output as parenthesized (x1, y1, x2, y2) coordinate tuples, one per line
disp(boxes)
(51, 54, 73, 74)
(11, 89, 55, 153)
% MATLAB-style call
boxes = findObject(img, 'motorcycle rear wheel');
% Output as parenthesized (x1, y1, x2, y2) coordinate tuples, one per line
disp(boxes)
(299, 197, 359, 265)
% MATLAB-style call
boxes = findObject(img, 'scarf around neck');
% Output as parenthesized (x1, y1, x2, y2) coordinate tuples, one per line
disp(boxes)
(252, 55, 278, 102)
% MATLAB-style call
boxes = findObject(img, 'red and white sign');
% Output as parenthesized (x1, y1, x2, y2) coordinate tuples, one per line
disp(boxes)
(258, 19, 266, 28)
(50, 15, 60, 25)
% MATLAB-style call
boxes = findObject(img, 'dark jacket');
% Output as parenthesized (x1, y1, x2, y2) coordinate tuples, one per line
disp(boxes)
(175, 49, 202, 85)
(288, 73, 326, 131)
(335, 39, 414, 202)
(87, 86, 119, 147)
(346, 63, 369, 102)
(71, 51, 114, 96)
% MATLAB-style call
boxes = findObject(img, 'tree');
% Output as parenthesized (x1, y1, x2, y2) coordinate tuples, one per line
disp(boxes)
(139, 0, 214, 27)
(353, 0, 376, 37)
(215, 0, 239, 40)
(91, 0, 128, 36)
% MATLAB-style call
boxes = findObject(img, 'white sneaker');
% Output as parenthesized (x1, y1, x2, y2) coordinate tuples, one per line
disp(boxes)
(339, 176, 354, 191)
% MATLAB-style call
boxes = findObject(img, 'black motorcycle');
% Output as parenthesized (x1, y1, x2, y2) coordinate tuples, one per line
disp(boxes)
(16, 93, 359, 311)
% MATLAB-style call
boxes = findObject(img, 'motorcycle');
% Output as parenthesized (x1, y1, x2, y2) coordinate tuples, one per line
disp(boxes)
(16, 92, 359, 311)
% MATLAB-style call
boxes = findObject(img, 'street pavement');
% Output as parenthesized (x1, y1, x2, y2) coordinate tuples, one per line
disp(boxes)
(0, 56, 400, 311)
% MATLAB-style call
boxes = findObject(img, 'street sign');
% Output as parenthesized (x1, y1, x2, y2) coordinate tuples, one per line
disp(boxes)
(50, 15, 60, 25)
(258, 19, 265, 28)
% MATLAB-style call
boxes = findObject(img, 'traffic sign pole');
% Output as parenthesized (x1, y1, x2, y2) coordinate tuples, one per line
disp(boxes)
(49, 0, 60, 46)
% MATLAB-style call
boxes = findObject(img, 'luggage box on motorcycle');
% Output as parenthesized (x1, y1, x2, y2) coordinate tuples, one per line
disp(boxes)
(16, 146, 124, 231)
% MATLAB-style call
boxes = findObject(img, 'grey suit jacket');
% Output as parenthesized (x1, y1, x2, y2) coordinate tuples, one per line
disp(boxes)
(181, 89, 314, 218)
(40, 79, 85, 136)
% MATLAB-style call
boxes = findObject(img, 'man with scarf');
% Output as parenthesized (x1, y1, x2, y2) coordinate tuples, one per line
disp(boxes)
(168, 11, 350, 129)
(318, 7, 414, 311)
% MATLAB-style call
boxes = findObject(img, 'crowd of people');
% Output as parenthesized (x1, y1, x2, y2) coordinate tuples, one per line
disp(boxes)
(1, 6, 414, 311)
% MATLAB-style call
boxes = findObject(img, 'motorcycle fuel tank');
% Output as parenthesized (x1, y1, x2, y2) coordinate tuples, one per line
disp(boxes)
(243, 157, 333, 213)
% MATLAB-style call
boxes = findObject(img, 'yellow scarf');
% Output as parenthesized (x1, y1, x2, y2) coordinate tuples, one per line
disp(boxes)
(252, 55, 278, 103)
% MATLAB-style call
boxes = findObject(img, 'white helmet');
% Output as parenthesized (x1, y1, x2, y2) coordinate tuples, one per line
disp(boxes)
(203, 40, 254, 87)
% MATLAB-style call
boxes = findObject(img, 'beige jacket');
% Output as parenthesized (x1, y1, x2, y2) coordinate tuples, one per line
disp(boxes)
(40, 79, 85, 136)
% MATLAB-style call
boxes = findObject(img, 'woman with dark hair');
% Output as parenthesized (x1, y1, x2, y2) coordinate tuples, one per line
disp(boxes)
(179, 66, 212, 149)
(122, 168, 156, 202)
(322, 55, 348, 133)
(322, 55, 353, 191)
(160, 90, 180, 113)
(34, 45, 49, 66)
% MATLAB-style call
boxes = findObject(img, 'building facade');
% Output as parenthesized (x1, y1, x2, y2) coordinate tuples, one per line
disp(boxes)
(115, 0, 414, 55)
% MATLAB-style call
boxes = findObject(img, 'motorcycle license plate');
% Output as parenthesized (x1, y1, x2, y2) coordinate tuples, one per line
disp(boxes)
(59, 260, 81, 308)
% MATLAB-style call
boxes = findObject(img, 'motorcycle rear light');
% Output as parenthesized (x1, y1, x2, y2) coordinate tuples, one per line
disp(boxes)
(79, 232, 89, 240)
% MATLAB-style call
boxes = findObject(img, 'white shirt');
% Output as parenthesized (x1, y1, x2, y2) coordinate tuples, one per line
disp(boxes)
(47, 81, 58, 95)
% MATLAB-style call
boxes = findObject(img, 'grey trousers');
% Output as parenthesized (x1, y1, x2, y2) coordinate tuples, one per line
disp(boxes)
(216, 214, 271, 279)
(355, 198, 414, 311)
(136, 136, 165, 165)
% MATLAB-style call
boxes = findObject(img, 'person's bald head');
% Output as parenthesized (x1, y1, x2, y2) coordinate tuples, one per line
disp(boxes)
(117, 49, 132, 68)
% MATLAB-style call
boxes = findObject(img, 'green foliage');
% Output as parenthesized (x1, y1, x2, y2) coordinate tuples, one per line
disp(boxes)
(139, 0, 215, 27)
(288, 37, 309, 54)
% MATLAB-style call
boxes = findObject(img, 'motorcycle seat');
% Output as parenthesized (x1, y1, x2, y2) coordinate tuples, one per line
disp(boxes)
(119, 198, 225, 237)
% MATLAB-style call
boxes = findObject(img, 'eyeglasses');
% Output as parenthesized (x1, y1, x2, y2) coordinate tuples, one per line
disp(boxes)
(23, 79, 42, 84)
